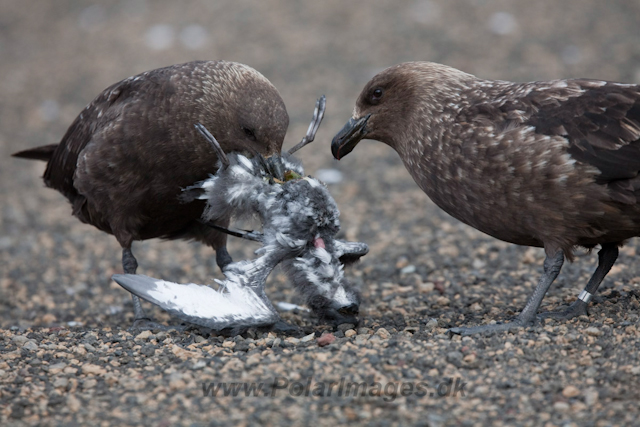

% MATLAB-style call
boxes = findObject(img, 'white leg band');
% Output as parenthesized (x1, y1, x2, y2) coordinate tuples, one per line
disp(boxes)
(578, 290, 593, 304)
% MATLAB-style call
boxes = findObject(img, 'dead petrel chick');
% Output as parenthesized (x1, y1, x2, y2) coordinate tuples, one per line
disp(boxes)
(332, 61, 640, 335)
(113, 99, 368, 331)
(113, 147, 368, 331)
(13, 60, 289, 329)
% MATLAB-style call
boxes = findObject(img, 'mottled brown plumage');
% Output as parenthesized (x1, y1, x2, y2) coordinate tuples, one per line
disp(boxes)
(332, 61, 640, 334)
(13, 60, 289, 328)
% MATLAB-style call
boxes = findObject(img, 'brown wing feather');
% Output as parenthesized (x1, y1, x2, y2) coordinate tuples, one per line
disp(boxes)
(468, 79, 640, 205)
(43, 74, 155, 200)
(523, 81, 640, 183)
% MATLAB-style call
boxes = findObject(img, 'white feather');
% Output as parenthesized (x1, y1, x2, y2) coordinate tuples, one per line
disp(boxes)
(113, 274, 276, 326)
(332, 286, 352, 307)
(237, 155, 254, 171)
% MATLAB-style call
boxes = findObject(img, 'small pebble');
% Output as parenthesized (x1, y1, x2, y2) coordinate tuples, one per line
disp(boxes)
(135, 330, 153, 341)
(67, 395, 81, 413)
(191, 360, 206, 370)
(82, 364, 107, 375)
(425, 319, 439, 331)
(22, 340, 38, 351)
(11, 335, 28, 346)
(585, 327, 602, 337)
(53, 377, 69, 388)
(83, 378, 98, 389)
(317, 333, 335, 347)
(446, 351, 463, 368)
(395, 256, 409, 269)
(354, 335, 368, 345)
(246, 353, 261, 366)
(420, 282, 435, 293)
(584, 389, 599, 406)
(337, 323, 356, 332)
(49, 362, 67, 375)
(553, 401, 570, 412)
(376, 328, 391, 340)
(300, 333, 315, 342)
(400, 265, 416, 275)
(562, 385, 580, 398)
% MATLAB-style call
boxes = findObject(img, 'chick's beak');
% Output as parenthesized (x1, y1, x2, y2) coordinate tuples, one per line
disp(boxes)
(322, 303, 360, 326)
(331, 114, 371, 160)
(308, 294, 360, 327)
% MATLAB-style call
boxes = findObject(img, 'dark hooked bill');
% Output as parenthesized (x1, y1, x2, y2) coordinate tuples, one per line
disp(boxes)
(331, 114, 371, 160)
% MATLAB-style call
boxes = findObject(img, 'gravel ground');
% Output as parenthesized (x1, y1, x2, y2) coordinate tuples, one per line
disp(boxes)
(2, 1, 640, 426)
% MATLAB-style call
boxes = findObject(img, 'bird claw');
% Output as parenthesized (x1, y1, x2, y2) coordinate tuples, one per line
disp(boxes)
(449, 300, 591, 336)
(537, 300, 589, 321)
(448, 318, 532, 337)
